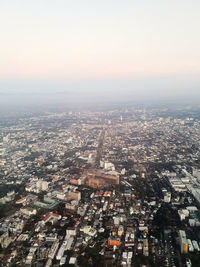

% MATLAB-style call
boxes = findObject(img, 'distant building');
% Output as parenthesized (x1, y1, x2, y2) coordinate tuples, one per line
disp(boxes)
(0, 230, 11, 248)
(85, 169, 119, 188)
(164, 192, 171, 203)
(108, 236, 120, 247)
(16, 197, 26, 204)
(65, 200, 78, 210)
(36, 180, 48, 191)
(42, 212, 61, 224)
(66, 227, 76, 236)
(20, 208, 37, 216)
(143, 238, 149, 256)
(179, 230, 188, 254)
(118, 225, 124, 237)
(192, 240, 200, 251)
(66, 190, 81, 201)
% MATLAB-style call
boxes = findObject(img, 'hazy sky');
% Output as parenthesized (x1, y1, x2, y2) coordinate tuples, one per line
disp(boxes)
(0, 1, 200, 105)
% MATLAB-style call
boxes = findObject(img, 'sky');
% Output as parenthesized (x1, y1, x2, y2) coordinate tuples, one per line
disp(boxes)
(0, 1, 200, 106)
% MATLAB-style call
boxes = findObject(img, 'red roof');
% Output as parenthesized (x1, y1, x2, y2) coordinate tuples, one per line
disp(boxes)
(16, 197, 26, 203)
(43, 213, 51, 222)
(43, 213, 60, 222)
(53, 213, 60, 218)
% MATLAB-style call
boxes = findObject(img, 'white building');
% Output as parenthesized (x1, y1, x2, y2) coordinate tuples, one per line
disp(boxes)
(36, 180, 48, 191)
(179, 230, 188, 254)
(164, 192, 171, 203)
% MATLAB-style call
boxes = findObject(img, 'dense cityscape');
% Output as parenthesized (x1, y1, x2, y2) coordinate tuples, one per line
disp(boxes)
(0, 106, 200, 267)
(1, 0, 200, 266)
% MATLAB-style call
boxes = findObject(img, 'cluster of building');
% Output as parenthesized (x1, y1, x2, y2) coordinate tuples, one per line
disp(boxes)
(0, 107, 200, 266)
(0, 190, 15, 204)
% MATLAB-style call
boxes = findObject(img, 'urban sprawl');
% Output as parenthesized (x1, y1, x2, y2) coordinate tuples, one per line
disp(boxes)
(0, 107, 200, 267)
